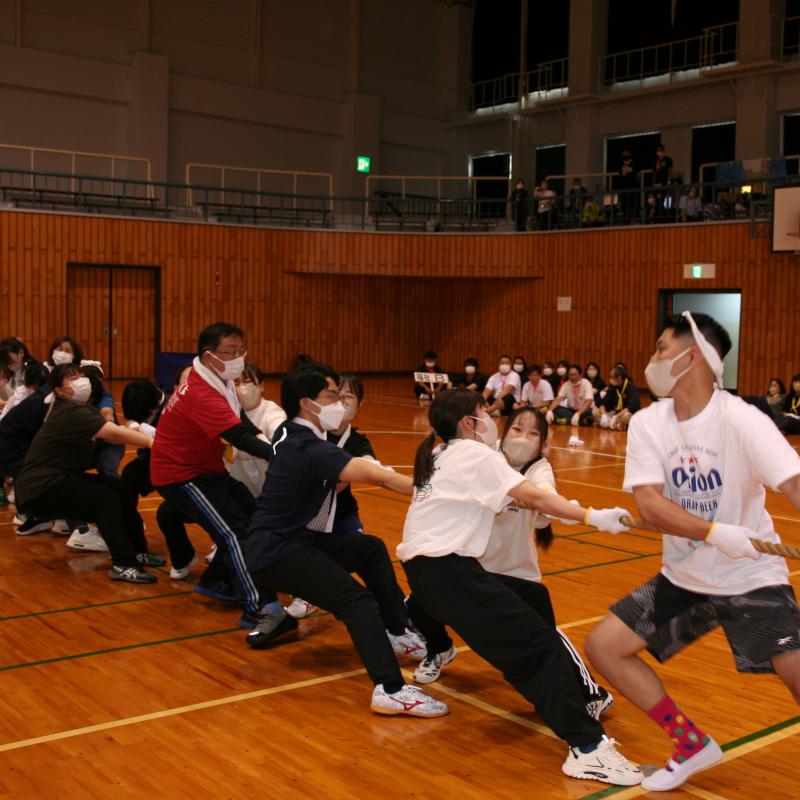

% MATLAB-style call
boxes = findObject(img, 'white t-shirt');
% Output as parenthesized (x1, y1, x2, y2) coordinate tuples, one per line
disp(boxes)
(557, 378, 594, 410)
(479, 459, 556, 581)
(521, 379, 554, 406)
(486, 371, 522, 402)
(0, 384, 31, 420)
(624, 389, 800, 595)
(227, 398, 287, 497)
(398, 438, 525, 562)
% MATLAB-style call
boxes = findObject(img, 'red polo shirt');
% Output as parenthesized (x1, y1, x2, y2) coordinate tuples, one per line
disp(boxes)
(150, 370, 241, 486)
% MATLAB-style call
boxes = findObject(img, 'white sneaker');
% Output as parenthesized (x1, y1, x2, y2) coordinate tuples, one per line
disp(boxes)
(66, 524, 109, 552)
(286, 597, 319, 619)
(51, 519, 71, 534)
(641, 739, 723, 792)
(12, 512, 27, 526)
(387, 628, 426, 660)
(413, 645, 457, 684)
(562, 736, 642, 786)
(205, 544, 217, 564)
(169, 553, 198, 580)
(371, 684, 448, 717)
(7, 488, 14, 504)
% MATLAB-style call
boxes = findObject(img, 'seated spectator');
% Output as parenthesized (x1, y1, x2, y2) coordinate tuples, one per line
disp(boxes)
(679, 186, 703, 222)
(0, 361, 48, 421)
(512, 355, 527, 378)
(584, 362, 604, 402)
(645, 192, 658, 223)
(13, 364, 162, 583)
(582, 197, 605, 227)
(515, 364, 555, 410)
(534, 180, 557, 229)
(592, 366, 641, 430)
(482, 355, 522, 416)
(744, 378, 786, 420)
(542, 361, 558, 393)
(509, 178, 529, 232)
(568, 178, 589, 218)
(414, 350, 447, 404)
(776, 374, 800, 435)
(453, 357, 487, 393)
(44, 336, 85, 372)
(553, 360, 570, 394)
(0, 337, 34, 400)
(546, 364, 594, 427)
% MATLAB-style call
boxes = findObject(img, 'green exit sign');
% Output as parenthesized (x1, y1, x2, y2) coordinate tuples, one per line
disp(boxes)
(683, 262, 716, 279)
(692, 265, 703, 278)
(356, 155, 371, 173)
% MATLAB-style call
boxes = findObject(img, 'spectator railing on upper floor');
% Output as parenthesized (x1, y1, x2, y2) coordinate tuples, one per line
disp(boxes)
(185, 162, 334, 211)
(603, 22, 739, 92)
(0, 166, 795, 235)
(463, 58, 570, 112)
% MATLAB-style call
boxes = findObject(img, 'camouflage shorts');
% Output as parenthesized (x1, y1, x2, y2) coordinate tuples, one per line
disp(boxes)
(611, 573, 800, 673)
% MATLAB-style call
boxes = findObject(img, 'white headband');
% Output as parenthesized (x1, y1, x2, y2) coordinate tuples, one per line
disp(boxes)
(681, 311, 724, 388)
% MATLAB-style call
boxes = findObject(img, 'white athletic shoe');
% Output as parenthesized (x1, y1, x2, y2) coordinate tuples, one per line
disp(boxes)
(413, 645, 457, 684)
(205, 544, 217, 564)
(286, 597, 319, 619)
(169, 553, 198, 580)
(7, 488, 14, 505)
(371, 684, 449, 717)
(51, 519, 71, 535)
(387, 628, 427, 660)
(640, 739, 723, 792)
(12, 512, 27, 526)
(66, 524, 109, 552)
(562, 736, 642, 785)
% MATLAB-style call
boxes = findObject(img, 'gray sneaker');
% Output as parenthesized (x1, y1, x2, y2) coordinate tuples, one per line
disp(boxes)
(108, 565, 157, 584)
(245, 609, 299, 647)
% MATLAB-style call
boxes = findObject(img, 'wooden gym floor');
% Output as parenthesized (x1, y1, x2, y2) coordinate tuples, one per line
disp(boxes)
(0, 377, 798, 799)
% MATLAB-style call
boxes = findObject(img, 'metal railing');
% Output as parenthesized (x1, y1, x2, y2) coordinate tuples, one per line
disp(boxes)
(604, 22, 739, 91)
(0, 143, 152, 194)
(783, 15, 800, 58)
(184, 162, 334, 211)
(463, 57, 569, 112)
(0, 166, 795, 234)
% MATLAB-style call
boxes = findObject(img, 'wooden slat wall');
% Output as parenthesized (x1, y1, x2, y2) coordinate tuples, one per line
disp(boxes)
(1, 210, 797, 393)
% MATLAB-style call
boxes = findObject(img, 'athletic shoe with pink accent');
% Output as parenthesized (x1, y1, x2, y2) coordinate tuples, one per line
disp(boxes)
(641, 738, 722, 791)
(387, 628, 426, 660)
(371, 684, 448, 717)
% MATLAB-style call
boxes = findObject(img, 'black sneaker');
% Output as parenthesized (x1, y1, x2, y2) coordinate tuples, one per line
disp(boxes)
(193, 581, 241, 605)
(586, 687, 615, 720)
(136, 552, 166, 567)
(108, 565, 157, 584)
(244, 609, 299, 645)
(16, 517, 53, 535)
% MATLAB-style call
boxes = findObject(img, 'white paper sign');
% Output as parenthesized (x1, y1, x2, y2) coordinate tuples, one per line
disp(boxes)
(557, 296, 572, 312)
(414, 372, 449, 383)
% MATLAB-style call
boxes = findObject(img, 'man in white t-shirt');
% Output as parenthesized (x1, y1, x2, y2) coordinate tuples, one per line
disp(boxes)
(585, 311, 800, 793)
(482, 355, 522, 416)
(515, 364, 555, 411)
(545, 364, 594, 426)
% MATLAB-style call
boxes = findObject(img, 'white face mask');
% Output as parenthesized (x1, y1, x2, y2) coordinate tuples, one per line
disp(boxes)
(513, 364, 524, 373)
(465, 365, 476, 375)
(66, 376, 92, 403)
(236, 383, 262, 410)
(586, 369, 598, 379)
(425, 361, 435, 369)
(644, 346, 693, 397)
(542, 367, 553, 376)
(503, 436, 540, 467)
(52, 349, 74, 366)
(498, 364, 511, 375)
(214, 355, 245, 382)
(309, 399, 346, 431)
(556, 367, 567, 377)
(469, 414, 497, 448)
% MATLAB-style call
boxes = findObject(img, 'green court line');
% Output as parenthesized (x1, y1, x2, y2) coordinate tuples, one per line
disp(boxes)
(542, 551, 659, 577)
(0, 590, 193, 623)
(0, 626, 241, 673)
(580, 714, 800, 800)
(566, 535, 648, 557)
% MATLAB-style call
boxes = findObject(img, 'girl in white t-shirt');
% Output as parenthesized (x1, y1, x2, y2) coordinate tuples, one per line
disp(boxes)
(409, 405, 612, 716)
(399, 389, 641, 787)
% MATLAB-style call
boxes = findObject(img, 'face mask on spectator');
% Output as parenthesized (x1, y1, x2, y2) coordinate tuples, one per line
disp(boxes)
(499, 364, 511, 375)
(67, 376, 92, 403)
(556, 367, 567, 377)
(542, 367, 553, 376)
(513, 363, 524, 373)
(236, 383, 262, 410)
(465, 365, 476, 375)
(52, 350, 74, 366)
(586, 369, 598, 379)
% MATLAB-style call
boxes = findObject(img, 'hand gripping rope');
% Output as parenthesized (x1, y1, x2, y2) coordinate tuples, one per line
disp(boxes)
(618, 515, 800, 560)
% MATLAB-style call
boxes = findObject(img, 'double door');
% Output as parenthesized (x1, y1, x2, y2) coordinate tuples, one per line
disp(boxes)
(66, 265, 160, 379)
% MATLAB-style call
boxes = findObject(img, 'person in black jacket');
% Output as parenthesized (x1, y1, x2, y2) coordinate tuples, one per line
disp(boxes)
(592, 366, 641, 430)
(509, 178, 529, 231)
(776, 373, 800, 435)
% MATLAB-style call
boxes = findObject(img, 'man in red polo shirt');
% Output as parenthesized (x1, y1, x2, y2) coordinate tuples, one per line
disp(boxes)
(151, 322, 292, 637)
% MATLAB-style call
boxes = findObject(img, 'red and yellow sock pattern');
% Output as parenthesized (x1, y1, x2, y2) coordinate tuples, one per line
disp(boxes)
(647, 695, 711, 765)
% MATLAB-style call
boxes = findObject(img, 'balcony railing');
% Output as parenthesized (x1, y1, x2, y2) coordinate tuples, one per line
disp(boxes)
(464, 58, 569, 112)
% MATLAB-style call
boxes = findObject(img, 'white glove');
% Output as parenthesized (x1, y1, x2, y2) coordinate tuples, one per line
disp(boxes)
(139, 422, 156, 439)
(545, 410, 554, 424)
(586, 506, 631, 534)
(570, 412, 580, 427)
(706, 522, 761, 560)
(555, 498, 581, 525)
(127, 421, 140, 430)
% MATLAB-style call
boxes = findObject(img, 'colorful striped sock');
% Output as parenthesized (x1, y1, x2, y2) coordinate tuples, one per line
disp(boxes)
(647, 695, 711, 765)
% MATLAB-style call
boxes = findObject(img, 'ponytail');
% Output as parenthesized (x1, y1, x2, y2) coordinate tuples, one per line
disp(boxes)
(413, 431, 438, 487)
(535, 523, 554, 550)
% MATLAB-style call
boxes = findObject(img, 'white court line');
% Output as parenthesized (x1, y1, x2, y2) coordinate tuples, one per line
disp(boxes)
(548, 445, 626, 460)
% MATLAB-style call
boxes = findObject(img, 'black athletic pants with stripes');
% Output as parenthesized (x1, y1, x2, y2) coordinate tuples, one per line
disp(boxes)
(157, 473, 275, 614)
(250, 534, 408, 693)
(403, 554, 604, 747)
(20, 472, 147, 567)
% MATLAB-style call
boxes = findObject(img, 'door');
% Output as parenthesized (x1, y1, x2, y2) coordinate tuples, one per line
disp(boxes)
(471, 151, 511, 218)
(67, 264, 159, 379)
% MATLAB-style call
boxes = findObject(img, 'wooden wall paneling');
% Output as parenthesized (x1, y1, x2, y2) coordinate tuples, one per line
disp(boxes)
(67, 266, 111, 367)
